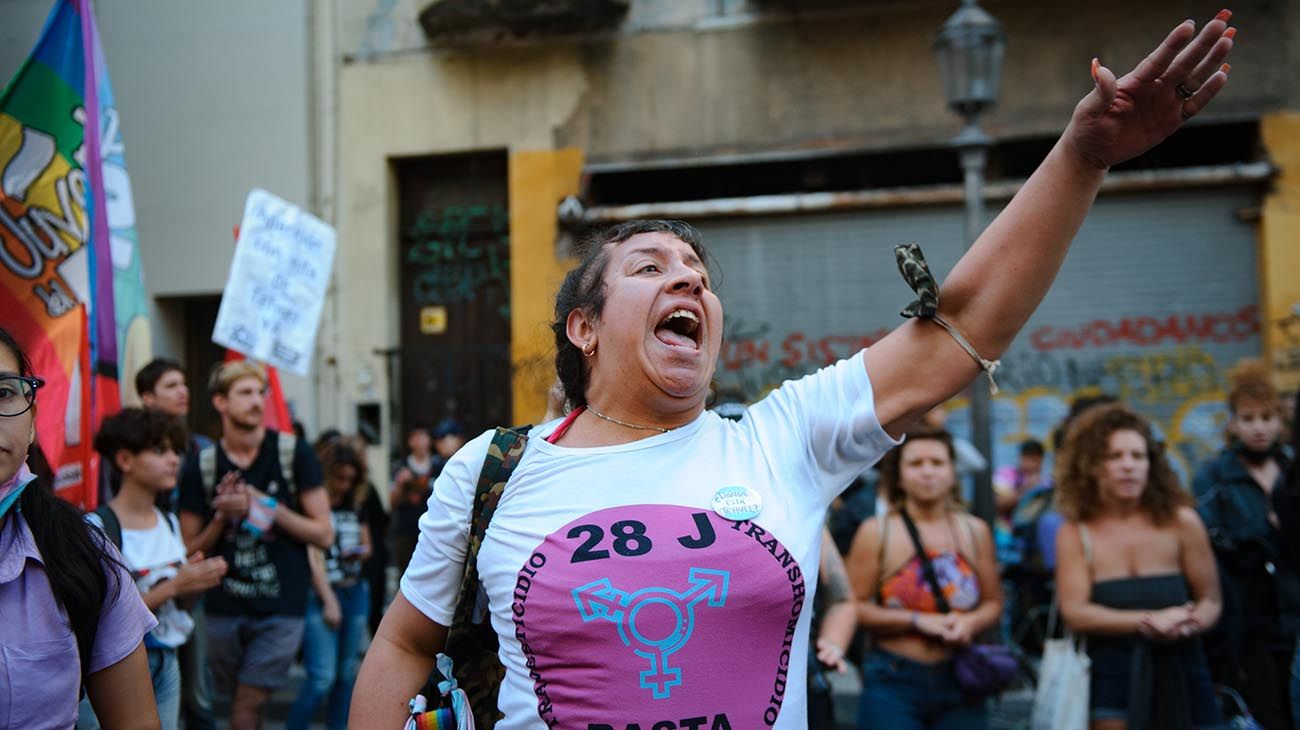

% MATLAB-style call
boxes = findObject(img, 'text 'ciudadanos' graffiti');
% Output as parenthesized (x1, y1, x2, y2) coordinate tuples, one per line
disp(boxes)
(716, 306, 1259, 398)
(1028, 306, 1259, 351)
(713, 305, 1261, 483)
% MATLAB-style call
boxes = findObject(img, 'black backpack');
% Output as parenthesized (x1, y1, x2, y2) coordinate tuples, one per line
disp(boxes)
(91, 503, 178, 551)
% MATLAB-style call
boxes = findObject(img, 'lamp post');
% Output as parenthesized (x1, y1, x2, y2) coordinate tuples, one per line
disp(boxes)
(933, 0, 1005, 524)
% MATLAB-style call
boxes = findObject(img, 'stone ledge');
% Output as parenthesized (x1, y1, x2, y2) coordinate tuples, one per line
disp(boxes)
(418, 0, 629, 44)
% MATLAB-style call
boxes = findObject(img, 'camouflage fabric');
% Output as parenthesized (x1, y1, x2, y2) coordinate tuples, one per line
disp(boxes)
(893, 242, 1002, 394)
(895, 242, 940, 319)
(432, 425, 531, 728)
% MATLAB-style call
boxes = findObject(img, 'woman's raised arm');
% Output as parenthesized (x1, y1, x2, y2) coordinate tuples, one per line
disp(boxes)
(866, 12, 1235, 436)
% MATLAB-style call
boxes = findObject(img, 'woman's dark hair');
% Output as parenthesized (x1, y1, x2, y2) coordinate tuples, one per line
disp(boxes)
(319, 440, 369, 511)
(550, 219, 711, 408)
(93, 407, 188, 464)
(877, 428, 960, 508)
(0, 326, 120, 679)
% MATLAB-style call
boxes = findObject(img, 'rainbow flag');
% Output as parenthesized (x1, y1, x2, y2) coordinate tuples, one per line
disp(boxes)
(0, 0, 150, 508)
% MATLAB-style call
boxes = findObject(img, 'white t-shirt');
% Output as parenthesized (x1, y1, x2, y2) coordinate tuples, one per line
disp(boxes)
(87, 508, 194, 648)
(403, 353, 899, 729)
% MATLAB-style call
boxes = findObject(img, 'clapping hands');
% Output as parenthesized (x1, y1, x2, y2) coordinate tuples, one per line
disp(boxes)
(211, 471, 251, 523)
(171, 551, 228, 597)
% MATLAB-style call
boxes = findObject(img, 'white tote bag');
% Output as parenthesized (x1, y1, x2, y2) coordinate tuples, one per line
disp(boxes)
(1030, 632, 1090, 730)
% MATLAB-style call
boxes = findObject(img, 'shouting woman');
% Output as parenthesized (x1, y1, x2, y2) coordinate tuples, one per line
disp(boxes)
(352, 12, 1238, 728)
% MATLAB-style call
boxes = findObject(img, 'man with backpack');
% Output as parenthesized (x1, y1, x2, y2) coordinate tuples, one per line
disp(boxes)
(88, 408, 228, 730)
(178, 360, 333, 730)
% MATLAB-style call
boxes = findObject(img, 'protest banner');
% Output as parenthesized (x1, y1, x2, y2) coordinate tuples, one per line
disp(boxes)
(213, 188, 335, 377)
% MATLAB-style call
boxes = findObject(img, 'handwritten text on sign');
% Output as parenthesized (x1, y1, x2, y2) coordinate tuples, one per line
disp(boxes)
(212, 189, 336, 376)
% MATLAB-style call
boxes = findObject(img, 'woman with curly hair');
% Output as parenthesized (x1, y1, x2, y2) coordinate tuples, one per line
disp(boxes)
(1055, 404, 1222, 729)
(847, 429, 1003, 729)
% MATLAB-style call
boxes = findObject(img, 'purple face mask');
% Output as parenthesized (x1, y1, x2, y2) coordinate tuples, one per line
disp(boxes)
(0, 462, 36, 519)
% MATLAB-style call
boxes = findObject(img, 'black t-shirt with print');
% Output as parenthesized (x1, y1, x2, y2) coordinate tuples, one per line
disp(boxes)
(324, 503, 370, 586)
(178, 430, 324, 617)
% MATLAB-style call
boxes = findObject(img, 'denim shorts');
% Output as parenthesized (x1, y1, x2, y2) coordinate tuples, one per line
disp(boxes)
(206, 614, 305, 691)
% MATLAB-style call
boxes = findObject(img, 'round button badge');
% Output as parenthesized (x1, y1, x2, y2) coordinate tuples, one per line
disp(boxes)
(711, 486, 763, 521)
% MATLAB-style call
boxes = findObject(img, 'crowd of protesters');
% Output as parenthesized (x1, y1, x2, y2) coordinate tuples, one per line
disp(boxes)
(0, 330, 471, 730)
(0, 3, 1262, 729)
(8, 307, 1300, 730)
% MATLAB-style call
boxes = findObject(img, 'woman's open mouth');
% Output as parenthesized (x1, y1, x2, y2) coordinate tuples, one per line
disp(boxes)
(654, 309, 700, 349)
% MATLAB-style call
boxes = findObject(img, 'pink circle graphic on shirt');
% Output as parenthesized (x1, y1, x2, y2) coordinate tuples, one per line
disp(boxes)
(510, 504, 806, 729)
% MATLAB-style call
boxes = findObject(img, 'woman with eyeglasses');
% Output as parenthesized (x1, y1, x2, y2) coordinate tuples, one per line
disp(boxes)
(0, 326, 160, 729)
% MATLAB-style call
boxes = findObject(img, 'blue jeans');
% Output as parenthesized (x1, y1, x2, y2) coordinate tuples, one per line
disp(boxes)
(856, 649, 988, 730)
(287, 582, 370, 730)
(149, 648, 182, 730)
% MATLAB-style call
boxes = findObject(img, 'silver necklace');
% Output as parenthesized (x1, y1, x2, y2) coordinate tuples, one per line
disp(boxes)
(585, 404, 674, 434)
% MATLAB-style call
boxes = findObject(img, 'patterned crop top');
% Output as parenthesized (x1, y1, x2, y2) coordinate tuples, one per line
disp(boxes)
(878, 551, 980, 614)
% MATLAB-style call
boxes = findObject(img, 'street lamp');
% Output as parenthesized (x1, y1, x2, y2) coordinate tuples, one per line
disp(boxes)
(933, 0, 1005, 524)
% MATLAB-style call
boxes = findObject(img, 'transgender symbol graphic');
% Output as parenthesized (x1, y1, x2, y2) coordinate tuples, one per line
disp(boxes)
(572, 568, 730, 699)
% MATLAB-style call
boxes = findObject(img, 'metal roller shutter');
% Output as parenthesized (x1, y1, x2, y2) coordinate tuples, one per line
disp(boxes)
(698, 187, 1260, 483)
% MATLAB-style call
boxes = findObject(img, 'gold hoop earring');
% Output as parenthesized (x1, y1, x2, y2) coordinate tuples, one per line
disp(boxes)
(582, 343, 596, 357)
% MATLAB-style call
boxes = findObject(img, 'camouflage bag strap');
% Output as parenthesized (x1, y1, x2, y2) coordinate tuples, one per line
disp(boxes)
(441, 425, 531, 728)
(894, 242, 1001, 394)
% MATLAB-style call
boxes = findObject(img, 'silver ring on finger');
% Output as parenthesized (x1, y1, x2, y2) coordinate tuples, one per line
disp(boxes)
(1175, 82, 1196, 100)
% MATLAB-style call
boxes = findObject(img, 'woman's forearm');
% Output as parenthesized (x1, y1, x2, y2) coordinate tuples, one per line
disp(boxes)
(857, 601, 918, 636)
(820, 600, 857, 652)
(350, 632, 439, 729)
(939, 135, 1107, 356)
(307, 547, 333, 601)
(968, 598, 1004, 636)
(1191, 596, 1222, 634)
(350, 593, 447, 730)
(1061, 602, 1146, 636)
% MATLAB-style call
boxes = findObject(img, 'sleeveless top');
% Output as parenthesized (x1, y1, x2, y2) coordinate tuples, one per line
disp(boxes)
(878, 550, 980, 613)
(876, 512, 981, 613)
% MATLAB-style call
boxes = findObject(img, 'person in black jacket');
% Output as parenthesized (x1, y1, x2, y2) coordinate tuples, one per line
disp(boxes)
(1272, 388, 1300, 729)
(1195, 360, 1298, 729)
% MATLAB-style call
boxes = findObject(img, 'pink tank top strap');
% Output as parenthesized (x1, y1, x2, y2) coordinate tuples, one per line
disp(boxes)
(545, 406, 585, 444)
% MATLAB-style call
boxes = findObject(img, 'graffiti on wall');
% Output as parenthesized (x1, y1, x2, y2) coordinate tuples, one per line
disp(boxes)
(404, 203, 511, 318)
(714, 305, 1261, 485)
(1274, 303, 1300, 388)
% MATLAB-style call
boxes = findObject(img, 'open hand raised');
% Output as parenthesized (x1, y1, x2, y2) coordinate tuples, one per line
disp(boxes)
(1068, 10, 1236, 170)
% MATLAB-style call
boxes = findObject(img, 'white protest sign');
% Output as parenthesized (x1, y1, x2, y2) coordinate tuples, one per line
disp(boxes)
(212, 189, 336, 376)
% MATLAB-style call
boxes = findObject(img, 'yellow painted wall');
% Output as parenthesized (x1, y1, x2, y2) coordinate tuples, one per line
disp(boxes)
(508, 149, 584, 425)
(1260, 112, 1300, 394)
